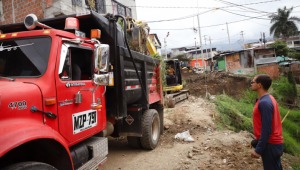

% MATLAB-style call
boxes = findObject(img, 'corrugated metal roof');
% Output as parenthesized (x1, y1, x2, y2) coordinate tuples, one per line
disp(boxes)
(256, 57, 278, 65)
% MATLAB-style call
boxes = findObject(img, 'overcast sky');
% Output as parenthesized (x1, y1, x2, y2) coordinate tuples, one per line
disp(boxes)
(135, 0, 300, 51)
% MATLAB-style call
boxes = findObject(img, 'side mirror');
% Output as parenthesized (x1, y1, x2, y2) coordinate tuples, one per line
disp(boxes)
(93, 44, 110, 86)
(94, 44, 109, 73)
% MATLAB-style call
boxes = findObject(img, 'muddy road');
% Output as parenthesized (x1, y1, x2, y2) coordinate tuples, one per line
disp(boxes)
(100, 73, 298, 170)
(101, 96, 295, 170)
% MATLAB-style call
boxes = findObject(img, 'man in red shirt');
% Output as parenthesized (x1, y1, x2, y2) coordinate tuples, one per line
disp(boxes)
(250, 74, 283, 170)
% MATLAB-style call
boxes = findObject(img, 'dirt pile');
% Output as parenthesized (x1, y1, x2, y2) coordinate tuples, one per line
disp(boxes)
(162, 97, 293, 170)
(183, 72, 251, 98)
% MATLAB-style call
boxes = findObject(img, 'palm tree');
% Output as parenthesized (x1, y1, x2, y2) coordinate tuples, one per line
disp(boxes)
(270, 6, 300, 38)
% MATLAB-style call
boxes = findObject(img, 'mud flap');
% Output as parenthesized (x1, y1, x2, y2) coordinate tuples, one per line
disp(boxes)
(119, 106, 143, 137)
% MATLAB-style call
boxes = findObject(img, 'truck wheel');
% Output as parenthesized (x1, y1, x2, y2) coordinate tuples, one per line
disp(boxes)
(140, 109, 161, 150)
(3, 162, 57, 170)
(127, 136, 141, 149)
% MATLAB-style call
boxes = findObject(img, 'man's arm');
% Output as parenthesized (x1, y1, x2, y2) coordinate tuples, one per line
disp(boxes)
(255, 99, 274, 154)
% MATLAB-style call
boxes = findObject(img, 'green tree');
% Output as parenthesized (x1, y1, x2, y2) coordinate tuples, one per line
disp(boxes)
(270, 6, 300, 38)
(288, 48, 300, 60)
(268, 40, 289, 56)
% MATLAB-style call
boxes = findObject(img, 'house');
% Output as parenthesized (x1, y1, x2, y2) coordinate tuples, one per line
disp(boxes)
(253, 47, 276, 59)
(148, 33, 162, 55)
(256, 57, 279, 79)
(281, 35, 300, 50)
(214, 50, 255, 74)
(170, 46, 217, 69)
(170, 47, 188, 58)
(277, 56, 300, 83)
(212, 47, 276, 75)
(0, 0, 137, 25)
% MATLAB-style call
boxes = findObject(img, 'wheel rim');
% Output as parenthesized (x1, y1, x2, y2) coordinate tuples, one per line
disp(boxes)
(152, 115, 160, 141)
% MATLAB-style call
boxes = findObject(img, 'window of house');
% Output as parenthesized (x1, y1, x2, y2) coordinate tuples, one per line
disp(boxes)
(112, 0, 132, 17)
(95, 0, 106, 13)
(59, 47, 93, 81)
(72, 0, 82, 7)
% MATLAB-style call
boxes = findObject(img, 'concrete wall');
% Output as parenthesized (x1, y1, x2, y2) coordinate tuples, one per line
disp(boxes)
(45, 0, 89, 18)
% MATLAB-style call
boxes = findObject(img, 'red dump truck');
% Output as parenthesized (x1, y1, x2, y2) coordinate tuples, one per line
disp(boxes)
(0, 11, 164, 170)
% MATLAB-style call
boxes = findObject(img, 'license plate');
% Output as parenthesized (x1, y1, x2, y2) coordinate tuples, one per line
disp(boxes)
(72, 110, 97, 134)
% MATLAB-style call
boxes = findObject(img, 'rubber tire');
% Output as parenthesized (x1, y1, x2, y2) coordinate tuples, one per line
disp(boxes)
(127, 136, 142, 149)
(3, 162, 57, 170)
(140, 109, 161, 150)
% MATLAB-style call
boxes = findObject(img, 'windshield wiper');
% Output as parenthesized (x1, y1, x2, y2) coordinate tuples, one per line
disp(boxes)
(0, 76, 15, 81)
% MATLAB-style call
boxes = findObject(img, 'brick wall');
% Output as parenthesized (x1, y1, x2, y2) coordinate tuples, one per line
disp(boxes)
(226, 53, 241, 71)
(0, 0, 52, 25)
(257, 63, 279, 79)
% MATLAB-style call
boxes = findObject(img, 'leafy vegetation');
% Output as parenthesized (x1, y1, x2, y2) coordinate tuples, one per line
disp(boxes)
(272, 73, 297, 105)
(288, 48, 300, 60)
(269, 6, 300, 38)
(152, 53, 166, 86)
(268, 40, 288, 56)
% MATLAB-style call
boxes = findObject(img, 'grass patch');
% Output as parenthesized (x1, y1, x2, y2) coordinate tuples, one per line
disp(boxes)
(215, 95, 252, 132)
(215, 94, 300, 156)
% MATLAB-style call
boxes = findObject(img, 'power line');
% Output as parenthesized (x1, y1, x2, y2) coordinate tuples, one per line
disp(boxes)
(123, 0, 281, 9)
(213, 0, 274, 14)
(142, 2, 300, 23)
(150, 5, 300, 30)
(151, 13, 271, 30)
(219, 8, 270, 20)
(146, 9, 214, 23)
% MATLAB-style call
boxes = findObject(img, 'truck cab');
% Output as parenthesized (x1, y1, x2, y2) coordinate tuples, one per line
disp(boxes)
(0, 12, 163, 170)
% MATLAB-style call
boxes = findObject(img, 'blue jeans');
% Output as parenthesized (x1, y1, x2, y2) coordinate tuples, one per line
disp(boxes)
(261, 144, 283, 170)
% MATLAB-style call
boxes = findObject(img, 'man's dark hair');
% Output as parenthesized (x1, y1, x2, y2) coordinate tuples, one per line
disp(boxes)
(255, 74, 272, 90)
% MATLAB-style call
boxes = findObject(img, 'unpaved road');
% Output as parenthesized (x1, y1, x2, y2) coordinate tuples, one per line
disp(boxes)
(101, 96, 297, 170)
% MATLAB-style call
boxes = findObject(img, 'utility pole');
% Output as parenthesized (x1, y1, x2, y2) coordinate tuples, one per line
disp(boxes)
(164, 32, 169, 59)
(203, 35, 209, 59)
(226, 22, 231, 51)
(196, 0, 205, 70)
(260, 32, 263, 47)
(241, 31, 245, 50)
(194, 37, 197, 60)
(209, 36, 213, 62)
(197, 14, 205, 70)
(263, 32, 266, 48)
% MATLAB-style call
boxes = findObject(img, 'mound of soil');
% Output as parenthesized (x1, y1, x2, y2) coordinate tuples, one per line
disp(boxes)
(183, 72, 251, 98)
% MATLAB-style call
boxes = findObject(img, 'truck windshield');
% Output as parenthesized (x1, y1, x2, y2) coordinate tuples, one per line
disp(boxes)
(0, 37, 51, 77)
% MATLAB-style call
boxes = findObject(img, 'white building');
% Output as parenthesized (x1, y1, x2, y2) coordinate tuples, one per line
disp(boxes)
(45, 0, 137, 19)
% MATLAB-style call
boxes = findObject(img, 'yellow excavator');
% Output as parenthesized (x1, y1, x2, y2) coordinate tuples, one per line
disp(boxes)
(164, 59, 189, 108)
(125, 18, 188, 108)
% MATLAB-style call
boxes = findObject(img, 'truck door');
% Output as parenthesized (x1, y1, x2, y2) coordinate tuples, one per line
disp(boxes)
(56, 43, 105, 144)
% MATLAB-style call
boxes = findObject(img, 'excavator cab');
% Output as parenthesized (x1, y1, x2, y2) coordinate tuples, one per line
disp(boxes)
(165, 59, 182, 90)
(164, 59, 189, 108)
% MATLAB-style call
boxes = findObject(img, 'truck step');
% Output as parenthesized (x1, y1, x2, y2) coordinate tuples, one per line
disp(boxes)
(78, 137, 108, 170)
